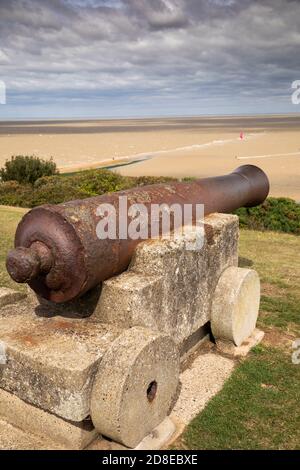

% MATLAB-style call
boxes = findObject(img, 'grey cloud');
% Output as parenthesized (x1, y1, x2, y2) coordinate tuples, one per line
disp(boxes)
(0, 0, 299, 117)
(122, 0, 189, 30)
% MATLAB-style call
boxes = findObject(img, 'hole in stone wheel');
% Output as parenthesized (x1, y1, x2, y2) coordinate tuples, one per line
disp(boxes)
(147, 381, 157, 403)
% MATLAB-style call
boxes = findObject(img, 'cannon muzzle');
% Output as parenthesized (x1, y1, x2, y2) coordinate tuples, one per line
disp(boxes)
(6, 164, 269, 303)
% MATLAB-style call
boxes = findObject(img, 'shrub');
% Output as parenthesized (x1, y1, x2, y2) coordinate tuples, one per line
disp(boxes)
(74, 169, 134, 195)
(133, 175, 176, 186)
(30, 170, 177, 206)
(234, 197, 300, 235)
(0, 155, 58, 185)
(0, 181, 33, 208)
(33, 170, 135, 205)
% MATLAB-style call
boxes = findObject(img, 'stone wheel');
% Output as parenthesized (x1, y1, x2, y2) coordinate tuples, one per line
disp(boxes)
(211, 267, 260, 346)
(90, 327, 179, 448)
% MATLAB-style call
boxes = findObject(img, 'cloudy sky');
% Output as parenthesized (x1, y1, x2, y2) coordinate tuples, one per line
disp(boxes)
(0, 0, 299, 119)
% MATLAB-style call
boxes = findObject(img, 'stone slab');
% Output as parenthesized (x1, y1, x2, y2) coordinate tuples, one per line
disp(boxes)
(0, 419, 61, 450)
(135, 417, 176, 450)
(216, 328, 265, 358)
(87, 417, 176, 451)
(0, 388, 98, 449)
(0, 301, 123, 421)
(95, 213, 239, 346)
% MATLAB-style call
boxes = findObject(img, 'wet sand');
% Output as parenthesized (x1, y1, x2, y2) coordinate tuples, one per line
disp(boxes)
(0, 115, 300, 199)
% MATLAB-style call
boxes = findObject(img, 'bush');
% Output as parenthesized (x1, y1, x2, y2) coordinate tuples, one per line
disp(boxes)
(33, 170, 135, 205)
(0, 181, 34, 208)
(0, 169, 177, 208)
(0, 155, 58, 185)
(133, 175, 176, 186)
(234, 197, 300, 235)
(29, 170, 177, 207)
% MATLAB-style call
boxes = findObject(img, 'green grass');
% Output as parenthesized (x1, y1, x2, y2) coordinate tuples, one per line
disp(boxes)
(260, 295, 300, 329)
(239, 229, 300, 335)
(179, 345, 300, 450)
(0, 205, 299, 449)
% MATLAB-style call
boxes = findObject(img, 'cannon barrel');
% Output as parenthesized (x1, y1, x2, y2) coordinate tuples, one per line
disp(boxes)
(6, 164, 269, 303)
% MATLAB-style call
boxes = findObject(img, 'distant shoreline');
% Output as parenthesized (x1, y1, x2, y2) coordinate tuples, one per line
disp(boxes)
(0, 112, 299, 125)
(61, 157, 149, 175)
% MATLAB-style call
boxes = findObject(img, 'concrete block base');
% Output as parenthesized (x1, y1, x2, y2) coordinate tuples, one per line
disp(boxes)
(0, 304, 124, 421)
(0, 388, 98, 449)
(87, 417, 177, 451)
(216, 329, 265, 358)
(0, 419, 62, 450)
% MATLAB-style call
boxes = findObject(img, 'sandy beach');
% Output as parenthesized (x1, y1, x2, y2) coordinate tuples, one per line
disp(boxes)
(0, 115, 300, 200)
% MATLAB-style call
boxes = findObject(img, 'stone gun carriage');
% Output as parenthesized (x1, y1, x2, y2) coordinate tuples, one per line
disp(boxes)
(0, 165, 269, 448)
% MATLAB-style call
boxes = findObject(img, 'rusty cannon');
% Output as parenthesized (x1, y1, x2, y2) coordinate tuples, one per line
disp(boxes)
(6, 164, 269, 303)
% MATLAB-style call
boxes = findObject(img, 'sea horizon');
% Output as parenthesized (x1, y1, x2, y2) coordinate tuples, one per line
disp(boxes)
(0, 111, 299, 124)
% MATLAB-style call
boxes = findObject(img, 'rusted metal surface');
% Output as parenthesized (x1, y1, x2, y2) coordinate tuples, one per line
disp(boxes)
(6, 164, 269, 303)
